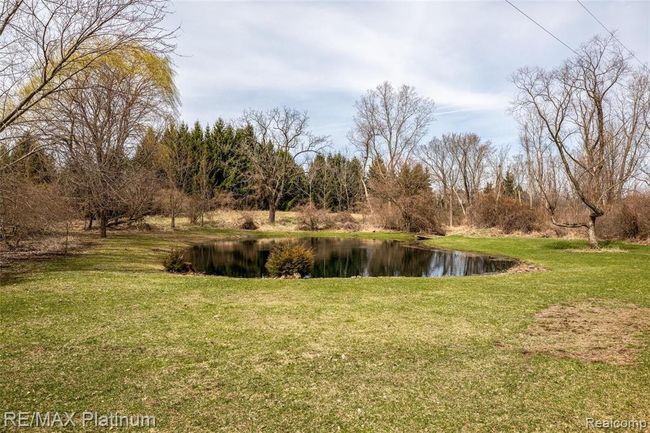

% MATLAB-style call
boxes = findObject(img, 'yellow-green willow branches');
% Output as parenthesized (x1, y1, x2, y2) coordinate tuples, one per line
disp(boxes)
(40, 45, 177, 238)
(0, 0, 175, 171)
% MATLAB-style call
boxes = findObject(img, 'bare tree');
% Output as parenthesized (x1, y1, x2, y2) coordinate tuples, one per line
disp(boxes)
(437, 133, 492, 214)
(350, 81, 435, 175)
(43, 47, 177, 237)
(513, 35, 650, 248)
(509, 153, 530, 205)
(488, 144, 510, 202)
(0, 0, 174, 170)
(347, 127, 374, 210)
(242, 107, 326, 223)
(519, 112, 567, 213)
(420, 135, 459, 226)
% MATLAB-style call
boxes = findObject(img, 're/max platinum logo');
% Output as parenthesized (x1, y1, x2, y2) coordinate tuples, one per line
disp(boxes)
(3, 411, 156, 428)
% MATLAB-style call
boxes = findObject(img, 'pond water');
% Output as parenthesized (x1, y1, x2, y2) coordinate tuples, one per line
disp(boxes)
(185, 237, 516, 278)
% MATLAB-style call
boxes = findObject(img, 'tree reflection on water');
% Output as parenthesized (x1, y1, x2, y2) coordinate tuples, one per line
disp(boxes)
(186, 238, 515, 278)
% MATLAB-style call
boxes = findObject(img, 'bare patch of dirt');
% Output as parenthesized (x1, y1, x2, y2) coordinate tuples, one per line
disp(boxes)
(0, 235, 93, 268)
(563, 248, 627, 254)
(506, 262, 546, 274)
(522, 300, 650, 365)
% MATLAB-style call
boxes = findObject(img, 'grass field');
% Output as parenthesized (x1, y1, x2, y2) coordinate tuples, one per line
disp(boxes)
(1, 228, 649, 432)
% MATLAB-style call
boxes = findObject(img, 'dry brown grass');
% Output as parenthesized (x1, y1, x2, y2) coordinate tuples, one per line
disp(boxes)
(563, 248, 627, 254)
(445, 224, 585, 240)
(522, 300, 650, 365)
(146, 209, 384, 232)
(0, 234, 92, 267)
(506, 262, 546, 274)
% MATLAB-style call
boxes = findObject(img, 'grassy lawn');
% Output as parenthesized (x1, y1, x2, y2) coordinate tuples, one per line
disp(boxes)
(1, 229, 649, 432)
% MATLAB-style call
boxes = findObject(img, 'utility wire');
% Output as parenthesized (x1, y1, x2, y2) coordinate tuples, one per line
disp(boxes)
(576, 0, 650, 72)
(504, 0, 580, 56)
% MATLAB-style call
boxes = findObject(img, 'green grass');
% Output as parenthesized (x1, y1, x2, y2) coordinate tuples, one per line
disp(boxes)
(1, 230, 649, 432)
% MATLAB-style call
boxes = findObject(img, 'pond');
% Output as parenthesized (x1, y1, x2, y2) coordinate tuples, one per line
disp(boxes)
(185, 237, 516, 278)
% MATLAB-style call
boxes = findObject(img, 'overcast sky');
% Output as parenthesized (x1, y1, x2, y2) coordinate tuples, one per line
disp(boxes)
(167, 0, 650, 153)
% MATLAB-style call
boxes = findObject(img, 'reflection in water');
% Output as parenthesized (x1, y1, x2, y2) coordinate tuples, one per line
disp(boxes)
(186, 238, 516, 278)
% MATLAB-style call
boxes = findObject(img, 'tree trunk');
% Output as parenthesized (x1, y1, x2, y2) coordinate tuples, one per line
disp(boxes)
(587, 214, 599, 249)
(64, 222, 70, 255)
(361, 176, 373, 214)
(453, 187, 466, 216)
(448, 189, 453, 227)
(99, 212, 108, 238)
(170, 194, 176, 229)
(269, 202, 276, 224)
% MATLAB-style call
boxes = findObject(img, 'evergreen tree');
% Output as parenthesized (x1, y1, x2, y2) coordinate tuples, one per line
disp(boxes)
(309, 154, 328, 208)
(134, 127, 164, 178)
(9, 134, 55, 183)
(502, 170, 518, 197)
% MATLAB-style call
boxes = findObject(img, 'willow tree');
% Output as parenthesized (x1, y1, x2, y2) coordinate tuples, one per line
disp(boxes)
(513, 35, 650, 248)
(0, 0, 173, 171)
(42, 45, 177, 237)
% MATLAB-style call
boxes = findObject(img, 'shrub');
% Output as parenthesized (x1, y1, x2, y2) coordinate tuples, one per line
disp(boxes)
(400, 195, 446, 235)
(368, 162, 445, 235)
(597, 194, 650, 240)
(163, 248, 192, 273)
(265, 243, 314, 278)
(470, 194, 543, 233)
(334, 212, 360, 231)
(340, 220, 361, 231)
(297, 205, 334, 231)
(370, 197, 445, 235)
(239, 213, 258, 230)
(0, 177, 73, 249)
(298, 208, 362, 232)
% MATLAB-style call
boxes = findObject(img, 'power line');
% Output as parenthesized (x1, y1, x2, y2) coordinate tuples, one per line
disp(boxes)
(576, 0, 650, 72)
(504, 0, 580, 56)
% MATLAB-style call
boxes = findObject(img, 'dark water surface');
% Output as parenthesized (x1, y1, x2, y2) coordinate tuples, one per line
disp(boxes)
(186, 237, 516, 278)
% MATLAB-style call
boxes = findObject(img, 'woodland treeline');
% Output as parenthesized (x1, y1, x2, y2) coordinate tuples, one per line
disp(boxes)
(136, 119, 366, 223)
(0, 0, 649, 250)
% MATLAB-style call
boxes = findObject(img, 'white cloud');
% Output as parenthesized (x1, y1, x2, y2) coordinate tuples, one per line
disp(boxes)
(167, 0, 650, 148)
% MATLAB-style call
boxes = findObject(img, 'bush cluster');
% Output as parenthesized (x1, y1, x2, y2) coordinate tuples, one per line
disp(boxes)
(334, 212, 361, 231)
(265, 243, 314, 278)
(163, 248, 193, 273)
(239, 214, 259, 230)
(0, 179, 73, 249)
(470, 194, 543, 233)
(297, 205, 334, 231)
(400, 195, 446, 235)
(597, 195, 650, 240)
(297, 206, 361, 231)
(368, 163, 445, 235)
